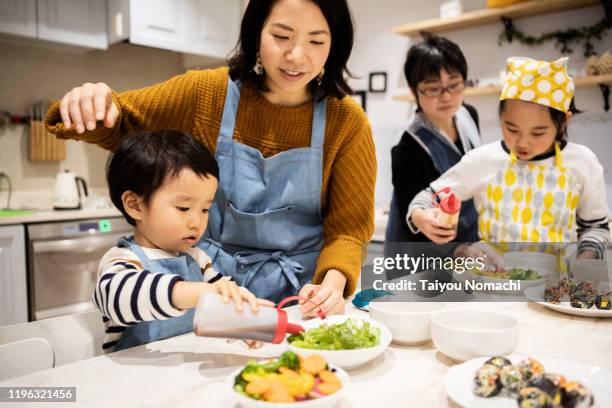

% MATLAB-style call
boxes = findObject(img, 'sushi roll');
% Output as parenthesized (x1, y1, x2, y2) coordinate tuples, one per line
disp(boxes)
(500, 364, 525, 394)
(518, 357, 545, 382)
(544, 284, 562, 304)
(594, 294, 610, 310)
(570, 292, 595, 309)
(528, 373, 565, 406)
(560, 381, 594, 408)
(517, 387, 553, 408)
(485, 356, 512, 369)
(473, 363, 502, 398)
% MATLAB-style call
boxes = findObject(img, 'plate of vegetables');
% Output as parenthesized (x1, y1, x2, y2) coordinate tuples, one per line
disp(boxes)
(444, 354, 611, 407)
(231, 351, 349, 407)
(287, 315, 391, 369)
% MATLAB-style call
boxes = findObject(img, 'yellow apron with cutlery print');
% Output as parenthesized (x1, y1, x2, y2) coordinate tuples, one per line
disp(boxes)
(477, 143, 580, 272)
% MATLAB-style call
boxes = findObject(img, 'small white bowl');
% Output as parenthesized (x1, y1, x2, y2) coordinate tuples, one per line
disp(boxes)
(287, 315, 391, 369)
(229, 363, 350, 408)
(369, 302, 445, 345)
(503, 251, 557, 275)
(430, 309, 518, 362)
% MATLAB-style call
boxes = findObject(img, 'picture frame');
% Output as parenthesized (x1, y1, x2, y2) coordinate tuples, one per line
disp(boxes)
(368, 72, 387, 93)
(351, 90, 367, 112)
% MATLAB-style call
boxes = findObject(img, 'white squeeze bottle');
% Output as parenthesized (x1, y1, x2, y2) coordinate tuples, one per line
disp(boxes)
(433, 187, 461, 230)
(193, 293, 325, 343)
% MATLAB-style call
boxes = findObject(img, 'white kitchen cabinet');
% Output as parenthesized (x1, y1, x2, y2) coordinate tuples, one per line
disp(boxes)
(0, 225, 28, 326)
(0, 0, 128, 49)
(0, 0, 37, 38)
(130, 0, 241, 59)
(37, 0, 128, 49)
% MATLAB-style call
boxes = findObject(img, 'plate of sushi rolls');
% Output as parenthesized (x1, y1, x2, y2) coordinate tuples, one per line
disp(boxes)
(524, 278, 612, 318)
(444, 354, 612, 407)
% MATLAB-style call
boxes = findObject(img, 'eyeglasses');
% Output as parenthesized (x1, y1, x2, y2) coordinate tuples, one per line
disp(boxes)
(417, 81, 465, 98)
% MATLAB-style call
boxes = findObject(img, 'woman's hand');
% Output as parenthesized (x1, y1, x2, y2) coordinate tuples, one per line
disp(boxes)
(59, 82, 119, 133)
(411, 208, 456, 244)
(298, 269, 346, 317)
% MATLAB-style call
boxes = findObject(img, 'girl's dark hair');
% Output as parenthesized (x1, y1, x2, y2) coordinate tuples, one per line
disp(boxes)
(498, 99, 582, 141)
(228, 0, 355, 100)
(106, 130, 219, 226)
(404, 34, 468, 92)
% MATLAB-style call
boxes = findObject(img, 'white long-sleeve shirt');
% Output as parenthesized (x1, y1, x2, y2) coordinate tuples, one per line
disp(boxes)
(94, 245, 227, 351)
(408, 141, 609, 257)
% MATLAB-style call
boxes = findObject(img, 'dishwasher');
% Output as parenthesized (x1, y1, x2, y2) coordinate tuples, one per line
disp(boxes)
(27, 217, 133, 321)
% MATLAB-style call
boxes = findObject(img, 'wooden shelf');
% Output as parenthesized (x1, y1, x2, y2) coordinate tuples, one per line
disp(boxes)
(392, 73, 612, 102)
(392, 0, 599, 37)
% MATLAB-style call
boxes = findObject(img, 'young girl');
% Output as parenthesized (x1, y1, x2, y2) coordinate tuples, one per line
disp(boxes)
(409, 57, 609, 262)
(96, 130, 271, 352)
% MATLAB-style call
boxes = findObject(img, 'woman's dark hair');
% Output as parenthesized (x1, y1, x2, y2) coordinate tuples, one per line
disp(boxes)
(228, 0, 355, 100)
(106, 130, 219, 226)
(498, 99, 582, 141)
(404, 34, 467, 95)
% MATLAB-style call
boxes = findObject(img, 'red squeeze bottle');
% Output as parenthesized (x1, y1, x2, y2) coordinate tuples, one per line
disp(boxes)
(432, 187, 461, 229)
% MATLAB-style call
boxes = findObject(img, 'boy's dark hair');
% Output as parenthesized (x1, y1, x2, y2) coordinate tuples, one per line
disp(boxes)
(404, 34, 468, 98)
(498, 99, 582, 141)
(228, 0, 355, 100)
(106, 130, 219, 226)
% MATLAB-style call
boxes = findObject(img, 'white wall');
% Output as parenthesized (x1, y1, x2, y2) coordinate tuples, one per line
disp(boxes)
(346, 0, 612, 212)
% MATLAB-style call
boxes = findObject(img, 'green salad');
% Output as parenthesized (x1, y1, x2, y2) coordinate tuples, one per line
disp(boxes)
(288, 318, 380, 350)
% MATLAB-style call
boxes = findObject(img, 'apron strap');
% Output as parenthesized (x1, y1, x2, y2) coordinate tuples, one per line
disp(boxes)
(117, 235, 151, 264)
(310, 98, 327, 149)
(554, 141, 563, 169)
(234, 250, 304, 292)
(219, 78, 241, 141)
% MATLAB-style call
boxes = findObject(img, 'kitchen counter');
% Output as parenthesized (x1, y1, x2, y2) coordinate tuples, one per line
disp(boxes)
(1, 301, 610, 407)
(0, 208, 122, 226)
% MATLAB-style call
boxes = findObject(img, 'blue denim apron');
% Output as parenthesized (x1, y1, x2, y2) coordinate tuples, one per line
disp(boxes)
(198, 78, 326, 303)
(114, 236, 202, 351)
(386, 108, 480, 244)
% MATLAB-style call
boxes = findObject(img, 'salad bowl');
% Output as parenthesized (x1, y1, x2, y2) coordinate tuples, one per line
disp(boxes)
(286, 315, 392, 369)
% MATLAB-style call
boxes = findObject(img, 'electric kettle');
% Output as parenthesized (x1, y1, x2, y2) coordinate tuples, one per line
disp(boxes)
(52, 170, 88, 210)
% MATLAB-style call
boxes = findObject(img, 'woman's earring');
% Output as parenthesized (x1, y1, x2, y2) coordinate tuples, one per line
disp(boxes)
(253, 53, 264, 75)
(317, 68, 325, 86)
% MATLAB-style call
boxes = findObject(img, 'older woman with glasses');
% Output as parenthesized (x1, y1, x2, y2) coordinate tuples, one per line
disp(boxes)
(385, 35, 481, 259)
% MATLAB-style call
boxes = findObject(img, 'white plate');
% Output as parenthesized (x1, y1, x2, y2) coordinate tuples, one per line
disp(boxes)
(444, 355, 612, 407)
(287, 315, 392, 369)
(228, 363, 349, 408)
(524, 285, 612, 318)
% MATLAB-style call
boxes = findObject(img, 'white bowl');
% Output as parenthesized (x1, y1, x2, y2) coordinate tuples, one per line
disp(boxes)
(229, 363, 350, 408)
(369, 302, 445, 344)
(430, 309, 518, 362)
(287, 315, 391, 369)
(503, 251, 557, 275)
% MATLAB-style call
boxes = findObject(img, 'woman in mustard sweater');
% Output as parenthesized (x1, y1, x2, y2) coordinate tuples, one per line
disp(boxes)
(45, 0, 375, 316)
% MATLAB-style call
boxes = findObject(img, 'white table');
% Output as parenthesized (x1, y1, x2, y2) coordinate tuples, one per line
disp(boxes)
(1, 302, 611, 408)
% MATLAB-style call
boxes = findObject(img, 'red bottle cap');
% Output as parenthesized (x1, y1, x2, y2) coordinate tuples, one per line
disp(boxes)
(440, 192, 461, 214)
(433, 187, 461, 214)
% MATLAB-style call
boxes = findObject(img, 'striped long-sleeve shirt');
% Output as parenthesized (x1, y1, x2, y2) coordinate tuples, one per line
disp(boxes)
(407, 140, 610, 258)
(94, 245, 229, 351)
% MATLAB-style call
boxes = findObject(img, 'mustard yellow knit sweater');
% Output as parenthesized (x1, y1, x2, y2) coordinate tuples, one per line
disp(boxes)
(45, 67, 376, 296)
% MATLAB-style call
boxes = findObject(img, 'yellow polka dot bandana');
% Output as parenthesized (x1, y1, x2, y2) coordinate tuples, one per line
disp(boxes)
(500, 56, 575, 113)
